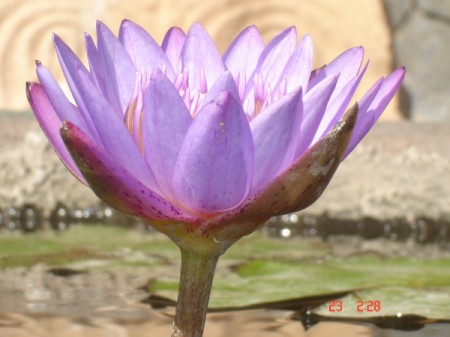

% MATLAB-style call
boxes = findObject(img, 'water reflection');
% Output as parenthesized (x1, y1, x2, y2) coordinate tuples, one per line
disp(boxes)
(0, 204, 449, 246)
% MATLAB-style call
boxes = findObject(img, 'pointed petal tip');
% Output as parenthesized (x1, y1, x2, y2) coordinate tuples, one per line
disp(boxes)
(246, 24, 258, 30)
(396, 66, 407, 77)
(335, 102, 358, 134)
(325, 102, 359, 160)
(60, 120, 71, 135)
(166, 26, 185, 35)
(241, 25, 261, 36)
(343, 45, 365, 59)
(301, 33, 312, 43)
(120, 18, 133, 26)
(60, 120, 80, 149)
(96, 20, 110, 33)
(25, 81, 43, 104)
(287, 26, 296, 33)
(25, 82, 33, 101)
(119, 19, 142, 32)
(60, 119, 80, 139)
(52, 33, 64, 44)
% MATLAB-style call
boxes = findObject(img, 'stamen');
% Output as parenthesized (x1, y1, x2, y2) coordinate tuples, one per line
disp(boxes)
(235, 72, 246, 102)
(124, 71, 147, 153)
(190, 90, 200, 116)
(247, 73, 291, 120)
(253, 73, 266, 118)
(183, 87, 191, 110)
(182, 68, 189, 89)
(199, 69, 207, 94)
(174, 73, 184, 91)
(278, 77, 287, 100)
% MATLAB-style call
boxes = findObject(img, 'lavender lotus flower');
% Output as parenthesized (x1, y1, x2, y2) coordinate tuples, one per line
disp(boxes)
(27, 20, 404, 337)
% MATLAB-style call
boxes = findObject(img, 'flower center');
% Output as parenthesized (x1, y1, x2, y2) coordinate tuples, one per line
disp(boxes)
(124, 69, 291, 150)
(238, 72, 289, 120)
(124, 71, 147, 153)
(174, 68, 207, 117)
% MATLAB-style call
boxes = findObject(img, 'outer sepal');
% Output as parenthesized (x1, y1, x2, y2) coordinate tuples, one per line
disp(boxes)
(60, 121, 195, 223)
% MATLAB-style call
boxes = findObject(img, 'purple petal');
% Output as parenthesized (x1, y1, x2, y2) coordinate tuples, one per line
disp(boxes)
(36, 62, 89, 136)
(223, 26, 264, 79)
(222, 104, 358, 222)
(248, 27, 297, 91)
(203, 71, 240, 104)
(142, 69, 192, 200)
(295, 74, 339, 158)
(344, 67, 406, 157)
(74, 69, 162, 194)
(313, 62, 368, 142)
(26, 82, 86, 184)
(96, 20, 136, 116)
(119, 20, 175, 80)
(172, 92, 254, 215)
(308, 47, 364, 99)
(53, 34, 99, 139)
(61, 121, 195, 222)
(249, 88, 303, 193)
(279, 34, 313, 92)
(180, 23, 225, 92)
(162, 27, 186, 72)
(85, 33, 106, 94)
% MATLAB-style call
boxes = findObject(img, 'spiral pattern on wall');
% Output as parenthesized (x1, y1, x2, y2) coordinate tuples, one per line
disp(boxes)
(0, 0, 398, 118)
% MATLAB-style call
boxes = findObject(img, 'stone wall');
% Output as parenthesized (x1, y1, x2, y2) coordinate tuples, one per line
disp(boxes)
(383, 0, 450, 121)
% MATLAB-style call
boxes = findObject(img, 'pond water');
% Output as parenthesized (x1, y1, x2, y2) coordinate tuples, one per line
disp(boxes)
(0, 206, 449, 336)
(0, 304, 448, 336)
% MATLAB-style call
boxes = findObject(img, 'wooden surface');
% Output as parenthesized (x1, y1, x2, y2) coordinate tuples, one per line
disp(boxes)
(0, 0, 400, 118)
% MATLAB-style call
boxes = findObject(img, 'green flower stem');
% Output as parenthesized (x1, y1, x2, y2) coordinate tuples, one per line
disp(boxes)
(171, 246, 221, 337)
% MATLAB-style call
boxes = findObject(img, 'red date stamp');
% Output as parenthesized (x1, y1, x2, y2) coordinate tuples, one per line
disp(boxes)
(328, 300, 381, 312)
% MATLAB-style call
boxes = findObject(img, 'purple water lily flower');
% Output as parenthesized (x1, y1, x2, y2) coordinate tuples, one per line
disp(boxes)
(27, 20, 405, 337)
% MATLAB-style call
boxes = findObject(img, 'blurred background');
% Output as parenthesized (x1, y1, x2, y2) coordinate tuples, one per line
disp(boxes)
(0, 0, 404, 116)
(0, 0, 449, 226)
(0, 1, 449, 337)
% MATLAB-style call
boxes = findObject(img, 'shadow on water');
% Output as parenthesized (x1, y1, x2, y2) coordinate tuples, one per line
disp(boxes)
(142, 292, 450, 336)
(1, 291, 448, 336)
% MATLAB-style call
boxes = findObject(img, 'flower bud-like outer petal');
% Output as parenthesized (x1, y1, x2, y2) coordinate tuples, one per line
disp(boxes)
(161, 27, 186, 72)
(172, 91, 254, 217)
(96, 21, 136, 116)
(26, 82, 86, 184)
(119, 19, 175, 80)
(222, 25, 264, 80)
(180, 23, 225, 91)
(60, 120, 196, 223)
(204, 103, 357, 238)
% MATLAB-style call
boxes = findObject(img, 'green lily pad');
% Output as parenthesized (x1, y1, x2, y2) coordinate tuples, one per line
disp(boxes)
(0, 225, 449, 318)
